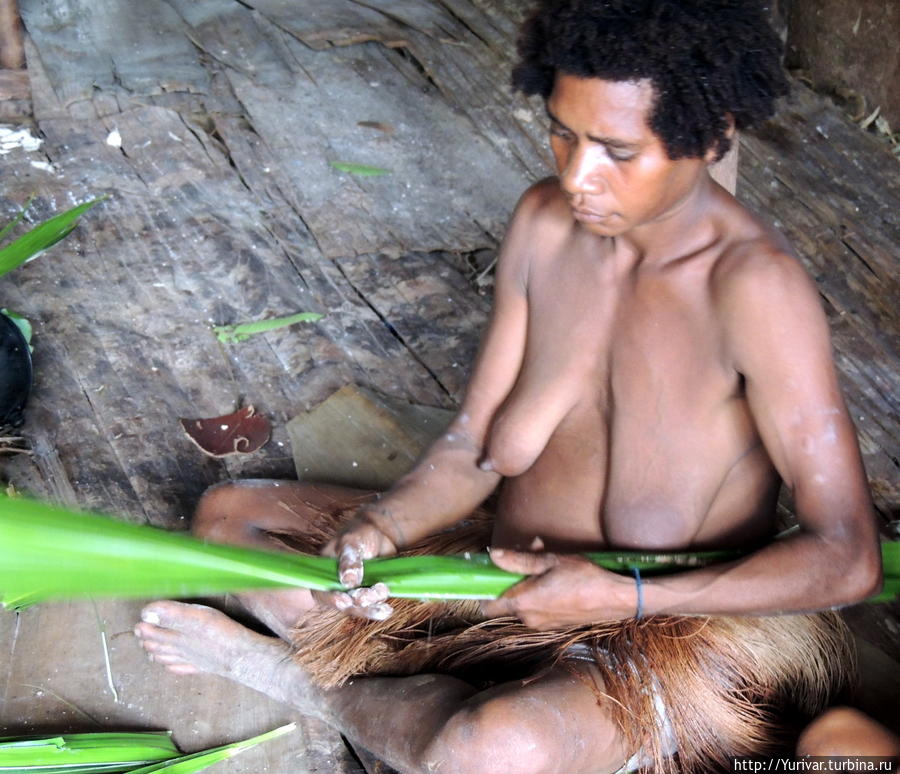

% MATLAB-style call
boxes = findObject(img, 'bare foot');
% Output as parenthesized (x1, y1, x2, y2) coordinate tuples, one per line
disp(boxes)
(134, 600, 323, 718)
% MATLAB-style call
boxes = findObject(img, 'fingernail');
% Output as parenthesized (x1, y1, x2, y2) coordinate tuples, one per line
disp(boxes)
(334, 594, 352, 610)
(340, 570, 362, 588)
(478, 457, 494, 472)
(490, 547, 504, 557)
(142, 611, 160, 624)
(369, 604, 393, 621)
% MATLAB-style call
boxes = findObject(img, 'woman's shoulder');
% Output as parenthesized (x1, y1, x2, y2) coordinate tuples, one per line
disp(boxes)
(501, 178, 573, 267)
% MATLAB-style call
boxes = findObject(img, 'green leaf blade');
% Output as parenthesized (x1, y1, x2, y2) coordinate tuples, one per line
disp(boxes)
(0, 731, 179, 773)
(0, 197, 106, 278)
(0, 195, 36, 244)
(0, 495, 346, 608)
(126, 724, 294, 774)
(329, 161, 391, 177)
(0, 494, 896, 607)
(213, 312, 323, 344)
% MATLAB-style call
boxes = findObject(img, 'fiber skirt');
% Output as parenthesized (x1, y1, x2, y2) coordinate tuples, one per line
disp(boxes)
(285, 506, 853, 774)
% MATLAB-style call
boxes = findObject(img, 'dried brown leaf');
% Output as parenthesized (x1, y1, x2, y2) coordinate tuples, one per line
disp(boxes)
(179, 406, 271, 458)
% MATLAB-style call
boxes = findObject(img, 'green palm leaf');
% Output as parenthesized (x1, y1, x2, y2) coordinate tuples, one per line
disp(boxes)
(0, 195, 35, 245)
(125, 725, 294, 774)
(0, 731, 180, 773)
(0, 494, 896, 608)
(0, 197, 106, 278)
(0, 725, 294, 774)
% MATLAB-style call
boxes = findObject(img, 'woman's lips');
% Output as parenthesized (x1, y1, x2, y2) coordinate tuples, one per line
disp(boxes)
(572, 208, 610, 223)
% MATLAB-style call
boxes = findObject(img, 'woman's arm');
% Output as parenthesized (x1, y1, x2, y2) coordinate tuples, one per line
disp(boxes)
(482, 246, 882, 628)
(323, 183, 555, 590)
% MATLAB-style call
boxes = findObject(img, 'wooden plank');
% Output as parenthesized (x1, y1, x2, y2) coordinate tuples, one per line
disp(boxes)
(0, 601, 364, 773)
(166, 0, 535, 257)
(288, 385, 453, 491)
(220, 41, 529, 257)
(334, 251, 491, 401)
(0, 67, 27, 99)
(243, 0, 555, 180)
(18, 0, 209, 104)
(236, 0, 452, 51)
(2, 46, 461, 526)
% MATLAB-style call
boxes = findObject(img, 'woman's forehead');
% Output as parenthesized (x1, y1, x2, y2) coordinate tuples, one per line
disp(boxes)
(547, 73, 657, 139)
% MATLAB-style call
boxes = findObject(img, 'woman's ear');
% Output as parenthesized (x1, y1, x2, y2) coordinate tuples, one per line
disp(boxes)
(708, 115, 739, 194)
(705, 114, 736, 164)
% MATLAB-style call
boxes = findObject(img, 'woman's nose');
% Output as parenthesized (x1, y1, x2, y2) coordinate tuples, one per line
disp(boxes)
(559, 145, 605, 197)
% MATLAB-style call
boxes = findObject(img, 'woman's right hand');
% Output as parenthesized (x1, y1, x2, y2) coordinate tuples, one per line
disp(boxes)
(316, 510, 402, 620)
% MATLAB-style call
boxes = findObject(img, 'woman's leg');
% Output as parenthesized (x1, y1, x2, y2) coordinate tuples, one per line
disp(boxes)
(136, 479, 632, 774)
(797, 706, 900, 757)
(136, 601, 631, 774)
(190, 479, 377, 638)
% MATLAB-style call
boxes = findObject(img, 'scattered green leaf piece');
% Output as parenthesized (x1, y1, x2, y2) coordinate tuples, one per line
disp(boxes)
(0, 196, 107, 278)
(0, 731, 180, 773)
(1, 309, 32, 350)
(0, 195, 36, 245)
(0, 493, 896, 608)
(213, 312, 323, 344)
(126, 724, 295, 774)
(330, 161, 391, 177)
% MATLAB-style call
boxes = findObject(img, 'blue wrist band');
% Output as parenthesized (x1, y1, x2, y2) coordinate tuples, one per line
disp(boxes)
(632, 567, 644, 619)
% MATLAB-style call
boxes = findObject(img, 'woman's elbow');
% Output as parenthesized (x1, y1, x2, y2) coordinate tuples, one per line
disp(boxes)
(838, 543, 883, 605)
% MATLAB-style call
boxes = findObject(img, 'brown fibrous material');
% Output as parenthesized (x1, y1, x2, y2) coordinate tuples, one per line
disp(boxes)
(279, 506, 854, 774)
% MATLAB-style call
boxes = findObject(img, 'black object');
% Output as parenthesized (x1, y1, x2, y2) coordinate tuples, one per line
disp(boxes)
(0, 312, 32, 430)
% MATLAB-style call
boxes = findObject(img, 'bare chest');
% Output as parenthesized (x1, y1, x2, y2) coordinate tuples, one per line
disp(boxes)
(490, 254, 769, 551)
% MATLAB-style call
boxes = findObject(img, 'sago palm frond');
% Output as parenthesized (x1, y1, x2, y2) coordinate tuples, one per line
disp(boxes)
(0, 494, 895, 608)
(0, 724, 293, 774)
(0, 197, 106, 278)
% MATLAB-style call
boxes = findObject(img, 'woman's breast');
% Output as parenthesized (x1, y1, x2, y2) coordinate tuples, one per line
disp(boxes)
(492, 399, 611, 552)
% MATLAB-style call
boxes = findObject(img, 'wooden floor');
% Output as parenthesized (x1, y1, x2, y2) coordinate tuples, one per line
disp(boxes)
(0, 0, 898, 769)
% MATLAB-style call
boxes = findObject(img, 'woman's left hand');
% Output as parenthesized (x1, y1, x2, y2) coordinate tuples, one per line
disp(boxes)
(479, 548, 639, 629)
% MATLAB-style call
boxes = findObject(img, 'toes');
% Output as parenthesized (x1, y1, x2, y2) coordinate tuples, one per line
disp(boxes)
(133, 622, 161, 643)
(165, 663, 200, 676)
(140, 600, 215, 631)
(133, 621, 177, 646)
(152, 653, 189, 666)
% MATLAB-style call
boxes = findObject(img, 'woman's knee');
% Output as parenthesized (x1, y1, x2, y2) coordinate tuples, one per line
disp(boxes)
(191, 479, 280, 541)
(424, 698, 557, 774)
(797, 706, 900, 757)
(192, 479, 358, 545)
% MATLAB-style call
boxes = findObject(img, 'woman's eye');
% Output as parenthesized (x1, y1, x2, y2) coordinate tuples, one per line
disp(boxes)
(610, 152, 635, 162)
(550, 126, 572, 140)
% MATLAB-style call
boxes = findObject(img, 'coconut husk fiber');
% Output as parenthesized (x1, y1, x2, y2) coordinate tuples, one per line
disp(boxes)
(282, 502, 853, 774)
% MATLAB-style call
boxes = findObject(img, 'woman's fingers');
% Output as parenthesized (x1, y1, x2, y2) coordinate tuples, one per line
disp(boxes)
(313, 583, 394, 620)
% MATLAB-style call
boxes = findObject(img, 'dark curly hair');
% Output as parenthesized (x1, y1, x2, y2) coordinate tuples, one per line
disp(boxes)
(512, 0, 789, 160)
